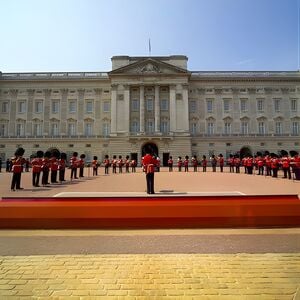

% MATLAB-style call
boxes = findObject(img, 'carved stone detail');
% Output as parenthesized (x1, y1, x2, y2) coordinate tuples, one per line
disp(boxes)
(44, 89, 52, 97)
(94, 88, 102, 95)
(9, 89, 18, 97)
(27, 89, 35, 97)
(139, 63, 161, 74)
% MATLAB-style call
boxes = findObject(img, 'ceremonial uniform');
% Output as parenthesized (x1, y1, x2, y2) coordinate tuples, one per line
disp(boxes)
(125, 156, 130, 173)
(257, 156, 264, 175)
(202, 156, 207, 172)
(104, 156, 110, 174)
(131, 159, 137, 173)
(41, 154, 50, 186)
(31, 152, 43, 187)
(192, 156, 198, 172)
(234, 156, 241, 173)
(92, 156, 98, 176)
(184, 156, 189, 172)
(281, 156, 291, 179)
(79, 154, 85, 178)
(177, 157, 183, 172)
(211, 156, 217, 172)
(218, 155, 224, 173)
(70, 152, 78, 179)
(143, 153, 157, 194)
(11, 148, 25, 191)
(112, 156, 117, 174)
(50, 156, 59, 183)
(168, 157, 173, 172)
(58, 153, 67, 182)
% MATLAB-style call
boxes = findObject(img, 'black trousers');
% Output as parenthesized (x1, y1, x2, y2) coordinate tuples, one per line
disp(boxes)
(42, 170, 49, 185)
(59, 169, 65, 181)
(146, 173, 154, 194)
(283, 167, 291, 179)
(51, 170, 58, 183)
(11, 172, 21, 190)
(71, 167, 77, 179)
(32, 172, 41, 187)
(79, 167, 84, 177)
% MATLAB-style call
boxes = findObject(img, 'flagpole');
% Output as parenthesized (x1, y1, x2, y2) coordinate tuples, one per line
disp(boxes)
(148, 38, 151, 57)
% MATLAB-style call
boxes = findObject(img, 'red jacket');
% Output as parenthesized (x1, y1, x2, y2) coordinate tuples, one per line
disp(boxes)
(143, 154, 156, 173)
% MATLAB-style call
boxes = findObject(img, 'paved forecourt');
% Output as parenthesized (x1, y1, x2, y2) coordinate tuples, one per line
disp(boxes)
(0, 166, 300, 197)
(0, 167, 300, 299)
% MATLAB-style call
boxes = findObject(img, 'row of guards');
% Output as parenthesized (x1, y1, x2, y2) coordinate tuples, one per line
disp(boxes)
(9, 148, 300, 191)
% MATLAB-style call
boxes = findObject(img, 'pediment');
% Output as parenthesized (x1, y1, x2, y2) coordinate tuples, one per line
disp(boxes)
(109, 58, 189, 76)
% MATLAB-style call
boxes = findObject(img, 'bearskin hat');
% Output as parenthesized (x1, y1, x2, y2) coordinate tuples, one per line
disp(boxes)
(60, 152, 67, 160)
(36, 150, 44, 158)
(126, 155, 129, 159)
(80, 154, 86, 159)
(73, 152, 78, 157)
(44, 151, 51, 158)
(93, 156, 98, 160)
(105, 154, 109, 159)
(51, 149, 60, 159)
(280, 150, 288, 156)
(15, 147, 25, 157)
(290, 150, 298, 157)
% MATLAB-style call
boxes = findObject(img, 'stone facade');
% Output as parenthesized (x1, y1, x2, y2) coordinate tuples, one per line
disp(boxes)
(0, 55, 299, 165)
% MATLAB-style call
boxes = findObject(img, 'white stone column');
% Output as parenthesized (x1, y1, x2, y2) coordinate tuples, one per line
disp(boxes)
(154, 85, 160, 133)
(124, 84, 130, 134)
(169, 85, 176, 132)
(139, 85, 145, 133)
(182, 84, 190, 132)
(111, 84, 117, 134)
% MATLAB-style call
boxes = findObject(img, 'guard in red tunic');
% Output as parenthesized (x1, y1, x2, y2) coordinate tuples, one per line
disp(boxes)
(58, 152, 67, 182)
(103, 155, 110, 174)
(184, 155, 189, 172)
(191, 155, 198, 172)
(131, 159, 137, 173)
(202, 155, 207, 172)
(270, 154, 280, 178)
(125, 155, 130, 173)
(143, 150, 157, 194)
(168, 156, 173, 172)
(234, 155, 241, 173)
(218, 154, 224, 173)
(281, 154, 291, 179)
(79, 154, 86, 178)
(50, 151, 59, 183)
(290, 151, 300, 180)
(31, 150, 43, 187)
(11, 147, 25, 191)
(112, 155, 117, 173)
(70, 152, 79, 180)
(92, 156, 98, 176)
(41, 151, 51, 186)
(177, 156, 183, 172)
(118, 155, 123, 173)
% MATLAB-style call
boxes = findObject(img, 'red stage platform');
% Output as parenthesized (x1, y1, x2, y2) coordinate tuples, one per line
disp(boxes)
(0, 194, 300, 229)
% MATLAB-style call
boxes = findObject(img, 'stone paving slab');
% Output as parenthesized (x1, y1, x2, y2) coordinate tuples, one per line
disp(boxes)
(0, 253, 299, 299)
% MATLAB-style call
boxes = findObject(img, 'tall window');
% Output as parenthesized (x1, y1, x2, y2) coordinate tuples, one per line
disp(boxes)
(0, 124, 7, 136)
(35, 101, 43, 113)
(51, 100, 59, 114)
(291, 99, 297, 111)
(275, 122, 282, 135)
(191, 123, 197, 135)
(189, 100, 196, 113)
(18, 101, 26, 113)
(68, 100, 76, 113)
(85, 100, 93, 113)
(274, 99, 281, 112)
(223, 99, 230, 112)
(161, 121, 169, 133)
(103, 102, 110, 112)
(257, 99, 264, 112)
(258, 121, 265, 134)
(1, 101, 9, 113)
(146, 99, 153, 111)
(33, 123, 43, 136)
(146, 120, 154, 133)
(68, 123, 76, 136)
(131, 121, 139, 133)
(206, 99, 213, 113)
(224, 122, 231, 134)
(16, 123, 25, 136)
(240, 99, 247, 112)
(102, 123, 110, 137)
(51, 123, 59, 136)
(207, 122, 214, 135)
(84, 122, 93, 136)
(292, 122, 299, 135)
(131, 99, 139, 111)
(241, 121, 249, 135)
(160, 99, 168, 111)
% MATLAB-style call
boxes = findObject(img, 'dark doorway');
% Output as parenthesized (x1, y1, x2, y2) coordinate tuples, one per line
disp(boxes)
(162, 152, 170, 167)
(131, 153, 138, 165)
(240, 146, 252, 158)
(141, 142, 158, 157)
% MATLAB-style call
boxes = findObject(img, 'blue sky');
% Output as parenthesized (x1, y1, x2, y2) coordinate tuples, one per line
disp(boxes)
(0, 0, 298, 72)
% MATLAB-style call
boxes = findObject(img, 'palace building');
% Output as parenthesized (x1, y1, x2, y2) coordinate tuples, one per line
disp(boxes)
(0, 55, 299, 165)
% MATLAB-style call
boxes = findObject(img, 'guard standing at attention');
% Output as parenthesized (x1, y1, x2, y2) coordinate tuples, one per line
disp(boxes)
(11, 147, 25, 191)
(31, 150, 44, 187)
(143, 150, 157, 194)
